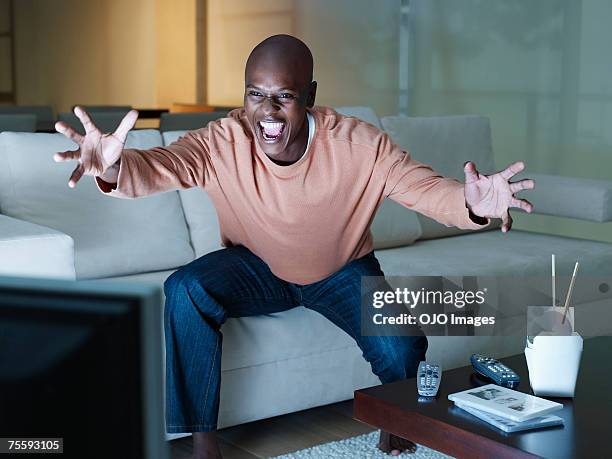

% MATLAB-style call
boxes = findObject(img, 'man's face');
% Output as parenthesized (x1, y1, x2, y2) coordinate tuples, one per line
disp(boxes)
(244, 62, 315, 158)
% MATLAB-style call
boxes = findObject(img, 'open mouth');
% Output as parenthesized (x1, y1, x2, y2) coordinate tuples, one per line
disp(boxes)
(259, 120, 286, 143)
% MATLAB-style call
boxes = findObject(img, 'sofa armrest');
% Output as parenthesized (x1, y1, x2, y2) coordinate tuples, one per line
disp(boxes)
(0, 214, 76, 280)
(518, 173, 612, 222)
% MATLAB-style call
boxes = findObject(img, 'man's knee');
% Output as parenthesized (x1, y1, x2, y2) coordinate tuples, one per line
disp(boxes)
(163, 265, 224, 326)
(164, 267, 193, 299)
(164, 270, 180, 299)
(164, 269, 195, 321)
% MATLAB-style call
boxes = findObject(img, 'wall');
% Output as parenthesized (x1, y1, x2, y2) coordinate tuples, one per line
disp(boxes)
(206, 0, 295, 107)
(155, 0, 198, 108)
(12, 0, 198, 115)
(293, 0, 399, 116)
(205, 0, 400, 115)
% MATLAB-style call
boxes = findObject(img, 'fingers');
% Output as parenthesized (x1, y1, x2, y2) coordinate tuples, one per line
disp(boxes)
(113, 109, 139, 140)
(68, 164, 84, 188)
(500, 161, 525, 180)
(509, 178, 535, 193)
(53, 149, 80, 162)
(511, 197, 534, 213)
(463, 161, 479, 184)
(55, 121, 84, 144)
(501, 212, 513, 233)
(73, 106, 98, 135)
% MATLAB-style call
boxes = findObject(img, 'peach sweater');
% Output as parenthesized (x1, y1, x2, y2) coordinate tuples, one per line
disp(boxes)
(98, 106, 488, 284)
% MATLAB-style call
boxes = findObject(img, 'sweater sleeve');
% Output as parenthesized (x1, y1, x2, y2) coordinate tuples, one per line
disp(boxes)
(95, 128, 214, 199)
(377, 133, 490, 230)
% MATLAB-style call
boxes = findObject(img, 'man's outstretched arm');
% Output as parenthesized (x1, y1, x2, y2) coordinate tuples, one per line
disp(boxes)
(54, 106, 213, 198)
(377, 133, 535, 232)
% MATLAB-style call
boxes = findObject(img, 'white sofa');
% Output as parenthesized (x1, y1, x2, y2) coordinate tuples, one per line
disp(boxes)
(2, 107, 612, 441)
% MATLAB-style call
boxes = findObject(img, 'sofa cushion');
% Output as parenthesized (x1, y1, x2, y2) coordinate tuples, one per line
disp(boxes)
(177, 188, 223, 257)
(382, 115, 497, 179)
(381, 115, 501, 240)
(163, 130, 224, 257)
(334, 107, 421, 249)
(376, 229, 612, 276)
(516, 173, 612, 222)
(0, 214, 76, 280)
(160, 112, 227, 132)
(162, 130, 187, 146)
(335, 106, 382, 129)
(372, 199, 422, 249)
(0, 130, 194, 279)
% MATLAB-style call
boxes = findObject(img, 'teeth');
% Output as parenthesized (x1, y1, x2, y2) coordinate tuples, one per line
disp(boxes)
(260, 121, 284, 129)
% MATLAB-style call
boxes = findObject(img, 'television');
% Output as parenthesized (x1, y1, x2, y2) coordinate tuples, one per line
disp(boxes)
(0, 276, 168, 459)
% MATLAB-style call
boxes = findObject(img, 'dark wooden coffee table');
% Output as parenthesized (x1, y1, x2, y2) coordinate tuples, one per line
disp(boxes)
(354, 337, 611, 459)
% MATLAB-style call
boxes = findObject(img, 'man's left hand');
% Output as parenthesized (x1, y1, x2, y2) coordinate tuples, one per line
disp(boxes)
(464, 160, 535, 233)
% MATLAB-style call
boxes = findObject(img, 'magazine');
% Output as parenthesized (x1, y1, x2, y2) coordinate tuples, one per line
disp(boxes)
(453, 401, 564, 433)
(448, 384, 563, 422)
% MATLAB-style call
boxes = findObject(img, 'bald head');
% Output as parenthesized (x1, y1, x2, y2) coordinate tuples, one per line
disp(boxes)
(245, 34, 313, 88)
(243, 34, 317, 161)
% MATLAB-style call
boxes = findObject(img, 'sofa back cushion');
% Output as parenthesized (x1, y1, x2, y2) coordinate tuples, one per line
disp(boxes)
(335, 106, 382, 129)
(333, 107, 422, 248)
(381, 115, 500, 239)
(163, 130, 223, 257)
(0, 130, 195, 279)
(371, 199, 422, 249)
(160, 112, 228, 132)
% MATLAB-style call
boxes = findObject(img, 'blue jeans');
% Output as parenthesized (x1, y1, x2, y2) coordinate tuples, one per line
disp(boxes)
(163, 246, 427, 433)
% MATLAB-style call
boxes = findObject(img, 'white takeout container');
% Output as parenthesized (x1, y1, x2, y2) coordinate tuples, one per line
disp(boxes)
(525, 333, 583, 397)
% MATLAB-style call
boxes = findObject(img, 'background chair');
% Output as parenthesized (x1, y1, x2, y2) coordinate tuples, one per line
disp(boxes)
(0, 114, 37, 132)
(0, 106, 54, 131)
(159, 111, 227, 132)
(57, 112, 129, 135)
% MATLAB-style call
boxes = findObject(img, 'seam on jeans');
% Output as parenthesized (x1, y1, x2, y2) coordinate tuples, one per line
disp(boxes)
(200, 335, 219, 426)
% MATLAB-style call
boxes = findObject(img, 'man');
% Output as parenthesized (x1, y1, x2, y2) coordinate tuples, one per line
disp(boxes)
(54, 35, 534, 458)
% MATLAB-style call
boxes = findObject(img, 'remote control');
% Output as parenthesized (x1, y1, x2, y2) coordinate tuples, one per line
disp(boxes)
(470, 354, 520, 389)
(417, 361, 442, 397)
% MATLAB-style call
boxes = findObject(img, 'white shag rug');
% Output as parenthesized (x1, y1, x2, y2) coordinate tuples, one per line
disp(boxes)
(271, 431, 454, 459)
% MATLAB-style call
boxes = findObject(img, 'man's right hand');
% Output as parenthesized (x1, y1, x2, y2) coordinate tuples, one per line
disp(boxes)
(54, 106, 139, 188)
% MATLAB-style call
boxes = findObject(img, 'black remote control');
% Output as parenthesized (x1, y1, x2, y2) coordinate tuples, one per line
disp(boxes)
(470, 354, 520, 389)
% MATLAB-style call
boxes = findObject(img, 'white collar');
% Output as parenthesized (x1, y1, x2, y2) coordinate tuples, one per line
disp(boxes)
(306, 111, 315, 151)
